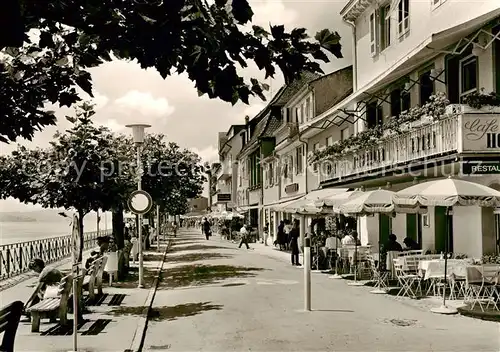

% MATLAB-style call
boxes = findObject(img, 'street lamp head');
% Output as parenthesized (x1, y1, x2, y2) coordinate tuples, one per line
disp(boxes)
(126, 124, 152, 144)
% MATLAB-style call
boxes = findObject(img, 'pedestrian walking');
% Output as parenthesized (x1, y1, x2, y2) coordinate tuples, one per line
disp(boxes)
(202, 217, 212, 240)
(263, 222, 269, 246)
(290, 220, 301, 266)
(238, 224, 250, 249)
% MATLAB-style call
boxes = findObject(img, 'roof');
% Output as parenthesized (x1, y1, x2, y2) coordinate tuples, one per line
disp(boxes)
(236, 72, 321, 158)
(274, 71, 321, 106)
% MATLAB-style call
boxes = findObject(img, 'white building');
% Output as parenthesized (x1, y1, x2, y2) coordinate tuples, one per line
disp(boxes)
(300, 0, 500, 258)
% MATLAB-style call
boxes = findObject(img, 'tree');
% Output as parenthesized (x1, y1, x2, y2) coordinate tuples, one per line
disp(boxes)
(0, 103, 125, 241)
(1, 0, 343, 143)
(141, 134, 205, 215)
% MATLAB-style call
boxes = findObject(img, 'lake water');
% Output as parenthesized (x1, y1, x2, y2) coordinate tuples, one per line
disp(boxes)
(0, 218, 113, 245)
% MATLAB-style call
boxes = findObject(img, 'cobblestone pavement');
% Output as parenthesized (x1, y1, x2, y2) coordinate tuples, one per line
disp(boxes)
(143, 229, 500, 352)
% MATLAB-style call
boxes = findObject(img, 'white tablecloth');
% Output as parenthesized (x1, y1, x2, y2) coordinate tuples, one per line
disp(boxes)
(419, 259, 470, 280)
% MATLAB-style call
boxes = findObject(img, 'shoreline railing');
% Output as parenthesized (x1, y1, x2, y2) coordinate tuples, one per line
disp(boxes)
(0, 230, 112, 280)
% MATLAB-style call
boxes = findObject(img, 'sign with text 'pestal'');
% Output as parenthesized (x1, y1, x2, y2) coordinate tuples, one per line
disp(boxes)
(462, 161, 500, 175)
(462, 115, 500, 151)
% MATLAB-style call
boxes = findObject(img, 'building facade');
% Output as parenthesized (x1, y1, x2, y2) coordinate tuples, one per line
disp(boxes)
(212, 0, 500, 258)
(302, 0, 500, 257)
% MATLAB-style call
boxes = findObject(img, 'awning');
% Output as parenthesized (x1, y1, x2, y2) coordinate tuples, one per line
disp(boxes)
(236, 205, 259, 212)
(272, 188, 349, 213)
(302, 8, 500, 136)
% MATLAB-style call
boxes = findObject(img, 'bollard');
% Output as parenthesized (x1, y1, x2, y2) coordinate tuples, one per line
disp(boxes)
(304, 237, 311, 311)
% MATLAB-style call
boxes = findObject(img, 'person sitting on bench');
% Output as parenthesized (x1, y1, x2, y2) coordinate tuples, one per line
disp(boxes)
(22, 258, 63, 321)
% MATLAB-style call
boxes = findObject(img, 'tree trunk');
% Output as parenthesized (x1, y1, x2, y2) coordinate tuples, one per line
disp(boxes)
(77, 209, 85, 264)
(112, 204, 127, 280)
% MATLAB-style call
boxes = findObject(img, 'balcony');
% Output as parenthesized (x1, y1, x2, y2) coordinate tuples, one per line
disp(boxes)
(319, 104, 500, 184)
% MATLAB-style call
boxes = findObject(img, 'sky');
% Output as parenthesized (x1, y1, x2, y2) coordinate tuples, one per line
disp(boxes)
(0, 0, 353, 212)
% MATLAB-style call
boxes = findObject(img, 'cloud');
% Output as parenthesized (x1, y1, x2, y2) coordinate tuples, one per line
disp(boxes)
(102, 118, 126, 133)
(92, 92, 109, 110)
(192, 145, 219, 164)
(250, 0, 298, 27)
(114, 90, 175, 117)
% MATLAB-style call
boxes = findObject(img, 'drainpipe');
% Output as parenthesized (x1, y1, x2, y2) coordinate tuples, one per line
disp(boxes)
(345, 19, 358, 134)
(345, 20, 357, 92)
(297, 132, 309, 252)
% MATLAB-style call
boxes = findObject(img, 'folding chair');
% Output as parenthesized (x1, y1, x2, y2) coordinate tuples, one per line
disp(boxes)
(466, 265, 499, 312)
(394, 260, 420, 298)
(369, 255, 389, 291)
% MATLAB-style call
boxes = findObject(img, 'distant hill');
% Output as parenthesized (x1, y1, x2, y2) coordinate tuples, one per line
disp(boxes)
(0, 209, 101, 223)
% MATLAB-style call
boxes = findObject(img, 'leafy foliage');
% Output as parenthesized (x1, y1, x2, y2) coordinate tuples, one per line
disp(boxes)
(140, 134, 205, 215)
(462, 89, 500, 109)
(0, 0, 342, 143)
(0, 103, 123, 216)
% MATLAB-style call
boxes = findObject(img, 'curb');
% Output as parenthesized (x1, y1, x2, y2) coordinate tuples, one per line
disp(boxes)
(127, 237, 173, 352)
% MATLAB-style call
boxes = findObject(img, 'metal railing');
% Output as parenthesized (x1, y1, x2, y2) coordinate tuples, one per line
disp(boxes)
(0, 230, 112, 280)
(319, 115, 459, 183)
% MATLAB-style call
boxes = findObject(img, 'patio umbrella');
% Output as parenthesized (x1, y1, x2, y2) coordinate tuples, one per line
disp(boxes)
(339, 189, 396, 288)
(314, 190, 365, 279)
(393, 176, 500, 314)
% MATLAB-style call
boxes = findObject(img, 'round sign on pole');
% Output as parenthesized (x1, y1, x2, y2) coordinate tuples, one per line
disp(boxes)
(128, 190, 153, 215)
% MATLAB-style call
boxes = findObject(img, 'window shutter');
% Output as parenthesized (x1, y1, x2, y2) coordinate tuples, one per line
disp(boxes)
(369, 11, 377, 56)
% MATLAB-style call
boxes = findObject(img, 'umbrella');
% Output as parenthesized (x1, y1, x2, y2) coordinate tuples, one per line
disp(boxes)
(314, 189, 364, 209)
(393, 177, 500, 314)
(338, 189, 396, 288)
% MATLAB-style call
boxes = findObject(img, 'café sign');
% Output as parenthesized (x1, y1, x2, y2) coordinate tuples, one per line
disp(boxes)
(462, 115, 500, 151)
(462, 161, 500, 175)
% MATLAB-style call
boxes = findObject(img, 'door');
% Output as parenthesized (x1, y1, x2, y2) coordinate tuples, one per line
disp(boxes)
(406, 214, 417, 242)
(379, 214, 392, 249)
(435, 207, 454, 253)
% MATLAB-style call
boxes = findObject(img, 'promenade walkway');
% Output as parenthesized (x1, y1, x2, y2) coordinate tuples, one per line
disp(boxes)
(0, 239, 172, 352)
(143, 229, 500, 351)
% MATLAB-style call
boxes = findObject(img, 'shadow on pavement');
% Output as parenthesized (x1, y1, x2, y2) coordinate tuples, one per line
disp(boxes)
(143, 253, 165, 262)
(107, 302, 223, 322)
(165, 252, 232, 263)
(112, 266, 156, 289)
(170, 245, 230, 253)
(159, 264, 265, 289)
(170, 240, 201, 246)
(149, 302, 224, 321)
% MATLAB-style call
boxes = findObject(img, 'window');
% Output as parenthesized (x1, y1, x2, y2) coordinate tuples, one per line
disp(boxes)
(366, 102, 383, 129)
(295, 107, 301, 124)
(380, 4, 391, 51)
(295, 146, 303, 174)
(305, 98, 311, 120)
(432, 0, 448, 8)
(326, 136, 334, 146)
(419, 70, 434, 105)
(390, 88, 402, 117)
(460, 55, 478, 99)
(341, 128, 350, 141)
(268, 162, 274, 186)
(369, 11, 377, 56)
(398, 0, 410, 37)
(313, 143, 320, 172)
(300, 105, 305, 124)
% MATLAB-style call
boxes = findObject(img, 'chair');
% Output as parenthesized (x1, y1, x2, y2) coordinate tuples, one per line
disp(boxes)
(368, 255, 388, 291)
(394, 259, 420, 298)
(0, 301, 23, 352)
(466, 265, 500, 312)
(26, 275, 73, 332)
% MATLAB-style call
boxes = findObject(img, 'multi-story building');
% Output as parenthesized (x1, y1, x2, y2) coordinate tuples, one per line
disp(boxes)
(301, 0, 500, 257)
(187, 197, 209, 213)
(216, 125, 246, 211)
(262, 68, 353, 239)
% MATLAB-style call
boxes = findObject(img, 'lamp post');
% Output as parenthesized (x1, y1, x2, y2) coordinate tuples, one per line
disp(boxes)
(126, 123, 151, 288)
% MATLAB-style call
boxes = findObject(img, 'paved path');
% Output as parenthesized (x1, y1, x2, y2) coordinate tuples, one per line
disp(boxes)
(143, 229, 500, 351)
(0, 242, 170, 352)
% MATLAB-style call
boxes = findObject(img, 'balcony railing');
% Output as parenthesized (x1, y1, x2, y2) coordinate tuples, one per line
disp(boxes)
(319, 115, 459, 183)
(0, 230, 110, 281)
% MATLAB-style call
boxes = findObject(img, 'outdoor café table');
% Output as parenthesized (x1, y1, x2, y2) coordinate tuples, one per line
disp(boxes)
(419, 259, 470, 280)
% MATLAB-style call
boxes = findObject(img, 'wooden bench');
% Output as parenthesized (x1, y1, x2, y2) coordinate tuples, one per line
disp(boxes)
(83, 256, 107, 301)
(0, 301, 23, 352)
(26, 275, 72, 332)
